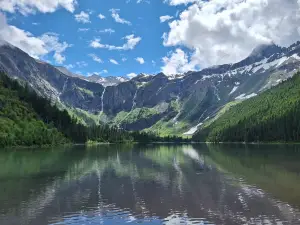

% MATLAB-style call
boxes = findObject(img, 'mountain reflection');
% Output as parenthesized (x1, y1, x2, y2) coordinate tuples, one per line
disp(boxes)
(1, 144, 300, 225)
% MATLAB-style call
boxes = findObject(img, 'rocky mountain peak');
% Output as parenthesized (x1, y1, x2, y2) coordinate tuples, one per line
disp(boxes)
(249, 42, 282, 60)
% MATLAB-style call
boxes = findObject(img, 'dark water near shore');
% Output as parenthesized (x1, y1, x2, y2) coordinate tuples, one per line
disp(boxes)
(1, 144, 300, 224)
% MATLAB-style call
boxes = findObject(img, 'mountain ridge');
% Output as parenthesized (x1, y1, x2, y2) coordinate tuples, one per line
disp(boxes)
(1, 40, 300, 135)
(192, 72, 300, 143)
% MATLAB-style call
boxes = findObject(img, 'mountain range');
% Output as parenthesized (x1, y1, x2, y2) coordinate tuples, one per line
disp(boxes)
(56, 66, 129, 86)
(1, 41, 300, 135)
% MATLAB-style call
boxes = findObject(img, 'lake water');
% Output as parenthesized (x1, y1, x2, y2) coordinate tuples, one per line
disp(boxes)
(1, 144, 300, 225)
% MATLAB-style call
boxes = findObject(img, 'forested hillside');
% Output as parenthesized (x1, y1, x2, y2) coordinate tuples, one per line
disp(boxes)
(0, 74, 68, 147)
(0, 72, 188, 147)
(0, 72, 138, 145)
(193, 72, 300, 143)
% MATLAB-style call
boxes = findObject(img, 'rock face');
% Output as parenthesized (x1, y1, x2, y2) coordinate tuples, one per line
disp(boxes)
(1, 42, 300, 134)
(56, 66, 129, 87)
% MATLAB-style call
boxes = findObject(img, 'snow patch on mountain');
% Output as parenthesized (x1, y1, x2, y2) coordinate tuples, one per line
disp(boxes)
(183, 123, 203, 135)
(235, 93, 257, 100)
(229, 86, 239, 95)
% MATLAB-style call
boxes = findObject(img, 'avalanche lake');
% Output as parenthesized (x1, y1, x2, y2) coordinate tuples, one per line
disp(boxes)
(1, 144, 300, 225)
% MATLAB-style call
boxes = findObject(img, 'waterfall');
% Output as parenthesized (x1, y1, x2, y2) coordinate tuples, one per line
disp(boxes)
(100, 87, 106, 115)
(213, 85, 221, 101)
(131, 89, 138, 111)
(172, 96, 181, 124)
(61, 78, 68, 94)
(118, 89, 138, 126)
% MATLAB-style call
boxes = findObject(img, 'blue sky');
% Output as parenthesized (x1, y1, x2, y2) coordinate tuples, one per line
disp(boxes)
(5, 0, 185, 78)
(0, 0, 299, 78)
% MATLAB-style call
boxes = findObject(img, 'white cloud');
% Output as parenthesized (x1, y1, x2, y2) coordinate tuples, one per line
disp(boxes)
(88, 53, 103, 63)
(163, 0, 196, 6)
(160, 15, 173, 23)
(65, 64, 74, 69)
(137, 0, 150, 3)
(163, 0, 300, 68)
(0, 0, 77, 15)
(127, 73, 137, 79)
(78, 28, 90, 32)
(40, 33, 72, 64)
(122, 57, 127, 62)
(152, 60, 156, 66)
(75, 11, 90, 23)
(90, 39, 104, 48)
(87, 70, 108, 76)
(98, 13, 106, 19)
(110, 59, 119, 65)
(110, 8, 131, 25)
(135, 57, 145, 64)
(0, 13, 71, 64)
(90, 34, 141, 50)
(99, 28, 115, 34)
(76, 61, 88, 68)
(161, 48, 195, 75)
(0, 13, 47, 58)
(127, 0, 150, 3)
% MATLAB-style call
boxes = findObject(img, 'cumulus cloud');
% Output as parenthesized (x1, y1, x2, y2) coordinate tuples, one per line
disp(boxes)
(75, 11, 91, 23)
(98, 14, 106, 19)
(40, 33, 72, 64)
(163, 0, 300, 69)
(161, 48, 195, 75)
(127, 73, 137, 79)
(135, 57, 145, 64)
(110, 59, 119, 65)
(88, 53, 103, 63)
(90, 39, 104, 48)
(0, 13, 70, 64)
(90, 34, 141, 50)
(0, 0, 77, 15)
(0, 13, 46, 58)
(160, 15, 173, 23)
(110, 9, 131, 25)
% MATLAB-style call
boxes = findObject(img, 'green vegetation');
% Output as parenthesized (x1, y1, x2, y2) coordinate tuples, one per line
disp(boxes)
(193, 72, 300, 143)
(0, 73, 190, 147)
(112, 107, 160, 125)
(67, 107, 100, 126)
(201, 100, 241, 129)
(131, 131, 190, 143)
(0, 74, 68, 147)
(145, 119, 189, 137)
(143, 100, 189, 136)
(77, 87, 94, 97)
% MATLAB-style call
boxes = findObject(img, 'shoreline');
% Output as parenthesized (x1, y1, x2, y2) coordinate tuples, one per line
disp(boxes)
(2, 141, 300, 150)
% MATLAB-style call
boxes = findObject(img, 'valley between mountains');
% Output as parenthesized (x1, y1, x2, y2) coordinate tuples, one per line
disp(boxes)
(1, 41, 300, 138)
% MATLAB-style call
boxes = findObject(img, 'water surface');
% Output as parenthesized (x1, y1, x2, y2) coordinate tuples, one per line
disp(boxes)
(1, 144, 300, 225)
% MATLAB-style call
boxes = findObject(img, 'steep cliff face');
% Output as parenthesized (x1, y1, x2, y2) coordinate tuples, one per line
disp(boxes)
(1, 41, 300, 135)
